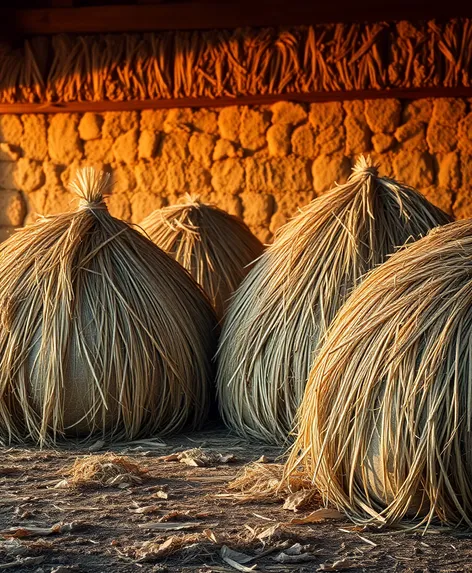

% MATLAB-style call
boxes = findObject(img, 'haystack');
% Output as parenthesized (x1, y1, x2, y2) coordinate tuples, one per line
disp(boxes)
(286, 219, 472, 529)
(140, 198, 263, 321)
(0, 168, 218, 445)
(217, 156, 451, 445)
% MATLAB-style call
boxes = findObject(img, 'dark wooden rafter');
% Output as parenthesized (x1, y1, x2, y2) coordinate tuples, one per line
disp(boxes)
(1, 87, 472, 114)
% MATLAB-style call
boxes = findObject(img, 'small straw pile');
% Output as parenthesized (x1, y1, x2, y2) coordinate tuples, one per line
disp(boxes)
(140, 197, 263, 321)
(64, 454, 147, 488)
(286, 219, 472, 529)
(217, 156, 451, 445)
(0, 168, 218, 445)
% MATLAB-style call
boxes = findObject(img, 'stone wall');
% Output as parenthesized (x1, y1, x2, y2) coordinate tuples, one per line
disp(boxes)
(0, 98, 471, 244)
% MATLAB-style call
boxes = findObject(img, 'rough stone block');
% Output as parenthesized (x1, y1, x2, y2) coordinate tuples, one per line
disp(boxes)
(213, 139, 238, 161)
(438, 152, 460, 190)
(112, 129, 138, 164)
(189, 132, 215, 168)
(160, 130, 189, 161)
(78, 113, 102, 140)
(365, 99, 401, 133)
(140, 109, 166, 132)
(211, 158, 244, 194)
(0, 143, 19, 162)
(164, 108, 193, 133)
(312, 154, 351, 192)
(218, 106, 240, 141)
(209, 192, 242, 218)
(48, 114, 82, 164)
(138, 130, 160, 160)
(316, 124, 345, 155)
(267, 124, 291, 156)
(102, 111, 138, 139)
(131, 191, 167, 224)
(372, 133, 394, 154)
(309, 102, 343, 130)
(107, 192, 131, 221)
(241, 191, 274, 227)
(344, 116, 370, 155)
(271, 101, 307, 125)
(343, 100, 364, 117)
(426, 121, 457, 154)
(291, 124, 315, 157)
(402, 99, 432, 123)
(458, 113, 472, 154)
(421, 185, 453, 215)
(240, 108, 269, 151)
(192, 109, 218, 134)
(21, 115, 48, 161)
(166, 161, 187, 193)
(111, 164, 136, 195)
(0, 190, 26, 226)
(432, 98, 466, 125)
(0, 162, 16, 190)
(393, 149, 434, 188)
(135, 160, 167, 195)
(187, 161, 212, 195)
(14, 158, 44, 192)
(0, 115, 23, 146)
(267, 156, 312, 192)
(84, 138, 114, 163)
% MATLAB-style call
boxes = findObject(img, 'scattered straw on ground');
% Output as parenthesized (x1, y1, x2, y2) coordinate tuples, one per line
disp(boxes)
(224, 462, 318, 506)
(62, 454, 148, 488)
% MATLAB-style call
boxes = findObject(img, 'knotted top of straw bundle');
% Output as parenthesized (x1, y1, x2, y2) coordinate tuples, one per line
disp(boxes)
(70, 167, 111, 212)
(350, 155, 379, 178)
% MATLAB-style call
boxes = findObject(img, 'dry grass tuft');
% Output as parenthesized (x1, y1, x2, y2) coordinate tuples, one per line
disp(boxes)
(217, 156, 451, 445)
(286, 218, 472, 530)
(140, 197, 263, 321)
(0, 167, 218, 445)
(225, 462, 316, 505)
(64, 454, 147, 488)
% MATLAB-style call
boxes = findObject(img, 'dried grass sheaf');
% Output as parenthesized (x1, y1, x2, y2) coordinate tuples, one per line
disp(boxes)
(0, 168, 218, 445)
(217, 156, 451, 445)
(1, 20, 471, 103)
(286, 219, 472, 529)
(140, 197, 263, 321)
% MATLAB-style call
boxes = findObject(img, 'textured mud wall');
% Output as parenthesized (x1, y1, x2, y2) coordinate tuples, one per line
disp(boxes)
(0, 97, 471, 244)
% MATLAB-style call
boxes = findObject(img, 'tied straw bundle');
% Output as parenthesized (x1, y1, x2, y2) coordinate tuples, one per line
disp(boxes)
(140, 197, 263, 321)
(0, 168, 218, 446)
(217, 156, 451, 445)
(286, 219, 472, 530)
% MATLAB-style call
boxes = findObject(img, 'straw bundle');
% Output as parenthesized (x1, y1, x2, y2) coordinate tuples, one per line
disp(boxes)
(0, 168, 218, 445)
(217, 156, 451, 445)
(287, 218, 472, 529)
(140, 198, 263, 321)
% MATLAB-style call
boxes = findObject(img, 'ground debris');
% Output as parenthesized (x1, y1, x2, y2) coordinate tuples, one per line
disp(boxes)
(220, 546, 257, 572)
(287, 508, 344, 524)
(59, 454, 148, 489)
(318, 557, 358, 571)
(0, 555, 44, 570)
(0, 522, 75, 538)
(223, 463, 317, 506)
(158, 448, 236, 467)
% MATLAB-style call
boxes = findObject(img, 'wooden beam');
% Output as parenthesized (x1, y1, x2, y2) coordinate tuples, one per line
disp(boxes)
(9, 1, 472, 35)
(1, 87, 472, 114)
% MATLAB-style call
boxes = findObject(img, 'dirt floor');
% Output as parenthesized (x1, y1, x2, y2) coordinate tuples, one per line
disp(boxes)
(1, 425, 472, 573)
